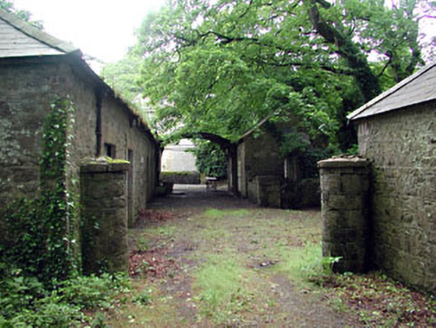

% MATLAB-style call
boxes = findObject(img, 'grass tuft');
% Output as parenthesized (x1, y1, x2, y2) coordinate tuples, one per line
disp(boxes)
(202, 208, 251, 219)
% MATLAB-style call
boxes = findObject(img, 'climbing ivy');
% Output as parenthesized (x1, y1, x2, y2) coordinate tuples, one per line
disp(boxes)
(0, 98, 77, 285)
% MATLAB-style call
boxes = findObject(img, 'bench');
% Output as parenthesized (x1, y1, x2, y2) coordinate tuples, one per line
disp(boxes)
(205, 177, 217, 191)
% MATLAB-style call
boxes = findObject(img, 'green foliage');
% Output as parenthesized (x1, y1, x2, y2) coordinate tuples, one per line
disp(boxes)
(302, 254, 342, 282)
(1, 195, 71, 284)
(101, 54, 143, 104)
(279, 131, 311, 157)
(133, 289, 153, 306)
(0, 0, 43, 29)
(194, 254, 254, 323)
(59, 273, 131, 310)
(191, 140, 227, 178)
(0, 98, 77, 285)
(0, 265, 130, 327)
(132, 0, 434, 148)
(160, 171, 200, 184)
(202, 208, 251, 219)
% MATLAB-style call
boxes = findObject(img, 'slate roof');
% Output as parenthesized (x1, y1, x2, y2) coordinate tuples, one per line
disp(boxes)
(348, 62, 436, 120)
(0, 8, 78, 58)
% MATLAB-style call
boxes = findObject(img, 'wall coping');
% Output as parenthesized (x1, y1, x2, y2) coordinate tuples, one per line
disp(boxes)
(318, 156, 369, 169)
(81, 157, 130, 173)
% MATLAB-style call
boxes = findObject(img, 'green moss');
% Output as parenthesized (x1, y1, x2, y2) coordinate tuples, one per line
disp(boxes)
(88, 156, 130, 164)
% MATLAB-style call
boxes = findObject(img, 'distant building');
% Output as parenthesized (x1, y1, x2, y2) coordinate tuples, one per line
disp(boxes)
(234, 119, 320, 208)
(162, 139, 198, 172)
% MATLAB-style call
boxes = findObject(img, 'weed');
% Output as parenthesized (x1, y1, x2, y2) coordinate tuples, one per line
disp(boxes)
(273, 242, 322, 285)
(0, 267, 131, 327)
(89, 312, 108, 328)
(193, 253, 254, 323)
(135, 234, 149, 252)
(147, 225, 176, 237)
(133, 290, 152, 306)
(302, 253, 342, 282)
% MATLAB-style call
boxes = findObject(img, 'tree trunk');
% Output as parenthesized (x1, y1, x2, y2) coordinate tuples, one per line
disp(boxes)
(307, 0, 381, 102)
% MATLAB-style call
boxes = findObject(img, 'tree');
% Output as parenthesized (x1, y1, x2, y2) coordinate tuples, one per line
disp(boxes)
(134, 0, 434, 151)
(190, 140, 228, 178)
(0, 0, 43, 29)
(101, 53, 143, 104)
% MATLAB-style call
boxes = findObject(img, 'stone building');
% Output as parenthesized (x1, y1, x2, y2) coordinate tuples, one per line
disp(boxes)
(236, 122, 283, 207)
(235, 119, 320, 208)
(347, 62, 436, 292)
(0, 9, 158, 225)
(161, 139, 197, 172)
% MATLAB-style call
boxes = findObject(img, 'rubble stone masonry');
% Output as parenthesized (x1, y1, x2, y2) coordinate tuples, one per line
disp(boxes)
(357, 102, 435, 293)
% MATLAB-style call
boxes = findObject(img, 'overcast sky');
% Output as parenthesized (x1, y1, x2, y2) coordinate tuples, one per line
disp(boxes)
(11, 0, 436, 65)
(13, 0, 165, 63)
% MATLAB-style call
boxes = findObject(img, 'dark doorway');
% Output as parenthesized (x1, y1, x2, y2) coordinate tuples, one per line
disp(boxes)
(127, 149, 134, 228)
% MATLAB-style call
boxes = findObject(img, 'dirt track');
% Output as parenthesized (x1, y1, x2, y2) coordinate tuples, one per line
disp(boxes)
(114, 186, 359, 327)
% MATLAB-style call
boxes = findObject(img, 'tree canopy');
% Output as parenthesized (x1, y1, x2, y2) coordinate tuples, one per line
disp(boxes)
(109, 0, 435, 151)
(0, 0, 43, 29)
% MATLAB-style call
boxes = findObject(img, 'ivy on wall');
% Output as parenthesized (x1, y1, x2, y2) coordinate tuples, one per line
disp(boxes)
(0, 98, 78, 285)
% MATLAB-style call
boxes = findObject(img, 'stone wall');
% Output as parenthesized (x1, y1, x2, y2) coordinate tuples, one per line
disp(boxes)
(237, 142, 246, 197)
(161, 171, 201, 184)
(319, 157, 370, 272)
(248, 175, 281, 208)
(0, 56, 158, 270)
(238, 131, 283, 206)
(100, 94, 157, 227)
(80, 160, 129, 274)
(282, 178, 321, 209)
(0, 58, 74, 207)
(162, 140, 197, 172)
(356, 102, 436, 292)
(0, 56, 157, 216)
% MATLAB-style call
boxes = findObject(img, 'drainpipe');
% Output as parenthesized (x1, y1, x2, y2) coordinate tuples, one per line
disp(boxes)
(95, 89, 104, 157)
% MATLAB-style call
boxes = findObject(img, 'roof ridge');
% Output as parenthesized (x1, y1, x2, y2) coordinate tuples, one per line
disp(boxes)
(347, 62, 436, 120)
(239, 113, 276, 141)
(0, 8, 78, 54)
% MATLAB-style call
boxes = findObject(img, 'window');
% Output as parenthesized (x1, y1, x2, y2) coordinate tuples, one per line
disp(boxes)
(104, 143, 116, 158)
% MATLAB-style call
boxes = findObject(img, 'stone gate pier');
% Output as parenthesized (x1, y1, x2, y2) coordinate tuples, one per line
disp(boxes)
(80, 159, 130, 274)
(318, 157, 370, 273)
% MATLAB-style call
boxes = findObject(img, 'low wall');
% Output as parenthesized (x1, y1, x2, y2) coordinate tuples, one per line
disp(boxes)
(161, 171, 201, 184)
(248, 175, 281, 208)
(282, 178, 320, 209)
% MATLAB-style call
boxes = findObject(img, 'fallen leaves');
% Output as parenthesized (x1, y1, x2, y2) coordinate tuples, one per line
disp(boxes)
(129, 249, 177, 280)
(321, 272, 436, 327)
(135, 209, 174, 228)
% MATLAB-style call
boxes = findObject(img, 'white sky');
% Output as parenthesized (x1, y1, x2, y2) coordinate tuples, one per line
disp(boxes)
(13, 0, 165, 63)
(11, 0, 436, 65)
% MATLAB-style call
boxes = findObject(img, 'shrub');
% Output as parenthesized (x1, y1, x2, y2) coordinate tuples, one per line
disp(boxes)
(0, 193, 74, 285)
(190, 140, 227, 178)
(161, 171, 201, 184)
(0, 265, 130, 327)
